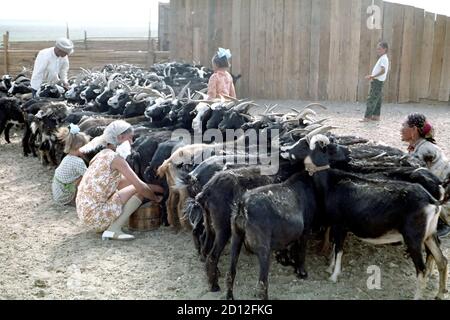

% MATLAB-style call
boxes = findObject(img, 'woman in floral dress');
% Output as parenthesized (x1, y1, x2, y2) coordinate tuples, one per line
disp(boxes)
(76, 120, 163, 240)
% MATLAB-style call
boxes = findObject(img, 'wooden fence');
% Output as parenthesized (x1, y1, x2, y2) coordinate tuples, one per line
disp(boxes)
(0, 36, 170, 77)
(169, 0, 450, 103)
(159, 2, 171, 51)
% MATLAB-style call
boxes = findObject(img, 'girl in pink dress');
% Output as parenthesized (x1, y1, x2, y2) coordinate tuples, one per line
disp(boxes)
(207, 47, 236, 99)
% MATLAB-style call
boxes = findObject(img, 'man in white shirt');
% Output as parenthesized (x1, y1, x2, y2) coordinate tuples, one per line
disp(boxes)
(30, 38, 74, 98)
(362, 42, 389, 122)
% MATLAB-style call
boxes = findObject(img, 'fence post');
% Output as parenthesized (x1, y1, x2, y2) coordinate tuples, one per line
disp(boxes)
(147, 38, 156, 67)
(84, 31, 87, 50)
(3, 31, 9, 74)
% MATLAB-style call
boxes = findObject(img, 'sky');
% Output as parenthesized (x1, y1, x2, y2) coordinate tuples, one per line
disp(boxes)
(0, 0, 448, 27)
(0, 0, 169, 28)
(385, 0, 450, 16)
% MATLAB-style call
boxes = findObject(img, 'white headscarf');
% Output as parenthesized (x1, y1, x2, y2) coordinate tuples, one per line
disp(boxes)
(80, 120, 131, 153)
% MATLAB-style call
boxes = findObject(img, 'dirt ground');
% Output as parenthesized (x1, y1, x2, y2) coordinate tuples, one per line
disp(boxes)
(1, 99, 450, 300)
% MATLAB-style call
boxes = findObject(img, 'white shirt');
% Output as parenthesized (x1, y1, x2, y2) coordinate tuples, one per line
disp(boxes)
(30, 47, 69, 90)
(371, 54, 389, 82)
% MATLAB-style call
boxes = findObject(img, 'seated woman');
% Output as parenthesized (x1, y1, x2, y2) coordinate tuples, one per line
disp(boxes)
(76, 120, 164, 240)
(52, 124, 89, 206)
(401, 113, 450, 237)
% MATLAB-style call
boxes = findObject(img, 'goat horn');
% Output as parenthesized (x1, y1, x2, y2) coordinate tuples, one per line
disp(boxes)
(221, 94, 238, 102)
(238, 113, 254, 121)
(267, 104, 279, 114)
(302, 102, 327, 110)
(177, 81, 191, 100)
(297, 108, 317, 119)
(168, 86, 176, 99)
(306, 125, 338, 140)
(306, 118, 329, 126)
(286, 128, 309, 136)
(80, 67, 91, 75)
(303, 123, 323, 131)
(234, 101, 256, 112)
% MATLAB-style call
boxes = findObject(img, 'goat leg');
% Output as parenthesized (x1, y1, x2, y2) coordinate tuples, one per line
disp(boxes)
(226, 230, 244, 300)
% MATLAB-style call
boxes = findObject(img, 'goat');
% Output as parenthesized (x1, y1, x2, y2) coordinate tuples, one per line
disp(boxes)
(302, 134, 448, 300)
(226, 171, 318, 300)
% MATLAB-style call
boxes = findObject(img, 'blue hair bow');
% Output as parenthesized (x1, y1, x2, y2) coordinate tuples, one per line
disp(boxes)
(217, 47, 232, 59)
(69, 123, 80, 135)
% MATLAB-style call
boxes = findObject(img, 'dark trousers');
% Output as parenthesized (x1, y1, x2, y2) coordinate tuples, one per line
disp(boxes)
(364, 79, 384, 118)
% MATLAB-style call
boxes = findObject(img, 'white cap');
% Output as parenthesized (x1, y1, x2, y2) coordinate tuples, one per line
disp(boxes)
(55, 38, 74, 55)
(80, 120, 132, 153)
(103, 120, 132, 145)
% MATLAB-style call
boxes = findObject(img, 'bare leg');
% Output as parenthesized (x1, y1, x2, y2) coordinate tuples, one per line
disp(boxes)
(118, 176, 132, 190)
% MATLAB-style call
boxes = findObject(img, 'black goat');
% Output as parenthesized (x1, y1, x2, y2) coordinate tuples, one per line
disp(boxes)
(303, 134, 448, 300)
(0, 97, 24, 143)
(226, 171, 318, 300)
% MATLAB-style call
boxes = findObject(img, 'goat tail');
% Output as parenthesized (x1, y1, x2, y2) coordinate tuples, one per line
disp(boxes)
(184, 197, 204, 229)
(232, 198, 247, 234)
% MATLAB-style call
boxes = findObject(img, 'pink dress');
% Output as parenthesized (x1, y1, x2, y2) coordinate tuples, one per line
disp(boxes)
(207, 70, 236, 99)
(76, 149, 123, 232)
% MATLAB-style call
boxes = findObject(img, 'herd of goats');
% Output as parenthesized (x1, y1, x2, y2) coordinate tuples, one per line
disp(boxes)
(0, 62, 449, 300)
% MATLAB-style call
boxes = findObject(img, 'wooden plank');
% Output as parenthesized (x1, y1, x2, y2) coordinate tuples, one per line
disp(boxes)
(3, 32, 9, 74)
(223, 0, 233, 54)
(398, 5, 415, 103)
(171, 0, 180, 61)
(438, 17, 450, 101)
(185, 0, 194, 62)
(383, 3, 404, 103)
(357, 0, 372, 102)
(318, 0, 330, 101)
(193, 27, 200, 63)
(207, 0, 216, 64)
(239, 0, 251, 98)
(429, 15, 447, 100)
(298, 0, 312, 100)
(410, 8, 424, 102)
(282, 0, 295, 98)
(179, 0, 186, 61)
(309, 0, 321, 100)
(290, 0, 302, 98)
(255, 0, 266, 98)
(347, 0, 361, 101)
(418, 13, 435, 99)
(263, 0, 275, 98)
(248, 0, 258, 98)
(327, 0, 340, 100)
(273, 0, 285, 99)
(338, 0, 350, 101)
(231, 0, 242, 96)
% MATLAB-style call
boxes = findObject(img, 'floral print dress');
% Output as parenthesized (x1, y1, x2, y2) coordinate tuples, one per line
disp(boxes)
(76, 149, 123, 232)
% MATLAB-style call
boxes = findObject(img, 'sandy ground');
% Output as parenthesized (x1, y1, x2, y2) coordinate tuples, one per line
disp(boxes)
(1, 99, 450, 300)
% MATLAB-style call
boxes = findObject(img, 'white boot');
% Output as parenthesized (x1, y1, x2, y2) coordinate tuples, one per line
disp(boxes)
(102, 195, 142, 241)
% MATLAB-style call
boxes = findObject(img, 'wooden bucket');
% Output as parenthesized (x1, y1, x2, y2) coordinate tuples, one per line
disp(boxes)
(128, 202, 161, 231)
